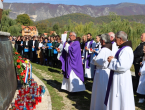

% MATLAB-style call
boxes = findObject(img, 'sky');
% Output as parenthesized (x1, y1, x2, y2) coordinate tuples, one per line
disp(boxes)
(3, 0, 145, 6)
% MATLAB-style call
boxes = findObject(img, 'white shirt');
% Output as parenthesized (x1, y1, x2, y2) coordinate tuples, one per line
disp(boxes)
(39, 43, 43, 47)
(0, 1, 3, 9)
(33, 40, 35, 46)
(26, 41, 28, 46)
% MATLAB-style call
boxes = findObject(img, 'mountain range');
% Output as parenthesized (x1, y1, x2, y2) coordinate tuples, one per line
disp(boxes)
(38, 13, 145, 25)
(3, 2, 145, 21)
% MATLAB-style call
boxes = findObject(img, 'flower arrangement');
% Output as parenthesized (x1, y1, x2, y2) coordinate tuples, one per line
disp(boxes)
(13, 49, 31, 85)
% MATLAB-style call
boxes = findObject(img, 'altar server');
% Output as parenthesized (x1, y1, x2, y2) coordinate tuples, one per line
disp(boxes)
(60, 32, 86, 92)
(90, 33, 112, 110)
(108, 32, 118, 56)
(82, 33, 96, 79)
(105, 31, 135, 110)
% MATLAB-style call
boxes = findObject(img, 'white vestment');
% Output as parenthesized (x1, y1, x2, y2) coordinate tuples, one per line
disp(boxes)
(107, 46, 135, 110)
(112, 42, 118, 56)
(82, 40, 96, 78)
(61, 43, 86, 92)
(57, 43, 63, 60)
(90, 47, 112, 110)
(137, 58, 145, 95)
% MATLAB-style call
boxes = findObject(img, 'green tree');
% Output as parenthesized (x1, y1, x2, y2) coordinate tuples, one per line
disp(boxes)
(35, 22, 48, 35)
(53, 23, 59, 34)
(16, 14, 33, 26)
(0, 10, 22, 36)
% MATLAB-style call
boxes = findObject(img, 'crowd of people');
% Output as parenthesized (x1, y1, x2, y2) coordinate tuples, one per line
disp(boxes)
(9, 31, 145, 110)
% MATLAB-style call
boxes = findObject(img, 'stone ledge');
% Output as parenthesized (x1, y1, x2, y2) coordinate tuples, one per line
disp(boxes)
(0, 31, 10, 36)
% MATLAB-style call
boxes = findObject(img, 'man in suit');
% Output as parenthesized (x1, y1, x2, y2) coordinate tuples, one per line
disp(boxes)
(134, 33, 145, 93)
(29, 36, 38, 62)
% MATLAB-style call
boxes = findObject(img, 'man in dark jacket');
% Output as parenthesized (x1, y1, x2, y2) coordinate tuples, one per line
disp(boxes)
(133, 33, 145, 92)
(29, 36, 38, 62)
(42, 38, 48, 65)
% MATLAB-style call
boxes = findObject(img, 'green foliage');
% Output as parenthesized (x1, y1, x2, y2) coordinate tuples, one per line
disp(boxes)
(0, 10, 22, 36)
(16, 14, 33, 26)
(51, 14, 145, 50)
(53, 23, 59, 33)
(35, 22, 49, 35)
(37, 13, 145, 25)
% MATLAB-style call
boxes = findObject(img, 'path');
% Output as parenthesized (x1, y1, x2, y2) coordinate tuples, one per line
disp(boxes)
(32, 66, 76, 110)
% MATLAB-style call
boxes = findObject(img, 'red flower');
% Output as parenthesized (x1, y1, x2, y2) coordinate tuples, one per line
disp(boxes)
(17, 65, 21, 69)
(17, 59, 21, 63)
(23, 70, 26, 73)
(23, 78, 25, 82)
(21, 60, 25, 63)
(18, 56, 22, 58)
(17, 75, 20, 80)
(20, 72, 24, 76)
(15, 52, 18, 55)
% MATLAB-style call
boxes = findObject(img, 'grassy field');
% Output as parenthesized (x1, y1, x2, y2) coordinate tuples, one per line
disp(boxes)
(31, 63, 145, 110)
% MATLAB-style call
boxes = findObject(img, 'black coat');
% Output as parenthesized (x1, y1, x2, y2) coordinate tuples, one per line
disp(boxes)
(133, 42, 145, 64)
(23, 41, 29, 48)
(28, 40, 39, 51)
(15, 40, 21, 53)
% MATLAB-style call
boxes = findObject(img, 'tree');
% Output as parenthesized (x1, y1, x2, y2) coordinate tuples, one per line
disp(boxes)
(35, 22, 48, 35)
(16, 14, 33, 26)
(53, 23, 59, 34)
(0, 10, 22, 36)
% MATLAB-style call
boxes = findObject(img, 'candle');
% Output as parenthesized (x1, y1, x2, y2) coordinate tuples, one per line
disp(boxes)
(38, 94, 42, 103)
(15, 98, 18, 107)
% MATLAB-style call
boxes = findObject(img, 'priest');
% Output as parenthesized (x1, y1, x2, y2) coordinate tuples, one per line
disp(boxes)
(60, 32, 86, 93)
(108, 32, 118, 56)
(90, 33, 112, 110)
(104, 31, 135, 110)
(82, 33, 96, 79)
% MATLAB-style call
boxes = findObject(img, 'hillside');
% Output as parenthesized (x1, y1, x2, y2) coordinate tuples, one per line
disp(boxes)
(37, 13, 145, 25)
(3, 2, 145, 21)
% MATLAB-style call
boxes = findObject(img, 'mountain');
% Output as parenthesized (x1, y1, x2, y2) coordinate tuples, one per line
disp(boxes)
(3, 2, 145, 21)
(38, 13, 145, 25)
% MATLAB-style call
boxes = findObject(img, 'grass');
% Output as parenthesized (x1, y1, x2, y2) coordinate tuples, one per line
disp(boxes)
(32, 63, 64, 110)
(31, 63, 145, 110)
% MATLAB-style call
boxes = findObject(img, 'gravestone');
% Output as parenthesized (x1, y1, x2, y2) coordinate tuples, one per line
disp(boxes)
(0, 31, 17, 110)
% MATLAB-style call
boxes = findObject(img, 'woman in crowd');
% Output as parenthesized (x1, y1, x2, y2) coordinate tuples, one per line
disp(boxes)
(42, 38, 48, 65)
(23, 36, 29, 59)
(93, 34, 102, 55)
(37, 37, 43, 64)
(20, 36, 25, 57)
(53, 36, 60, 68)
(48, 36, 51, 42)
(47, 36, 55, 67)
(15, 36, 21, 53)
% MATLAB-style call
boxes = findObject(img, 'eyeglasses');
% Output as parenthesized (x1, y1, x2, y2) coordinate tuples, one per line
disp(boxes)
(69, 35, 74, 37)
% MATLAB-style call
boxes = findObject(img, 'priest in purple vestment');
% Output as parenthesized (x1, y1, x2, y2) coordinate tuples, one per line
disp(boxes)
(60, 32, 86, 93)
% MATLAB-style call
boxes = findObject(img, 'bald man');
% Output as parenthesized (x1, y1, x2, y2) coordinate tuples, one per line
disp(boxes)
(134, 33, 145, 94)
(108, 32, 118, 56)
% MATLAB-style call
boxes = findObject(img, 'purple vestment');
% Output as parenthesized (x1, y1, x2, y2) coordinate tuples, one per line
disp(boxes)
(60, 41, 84, 82)
(84, 40, 94, 68)
(104, 46, 128, 106)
